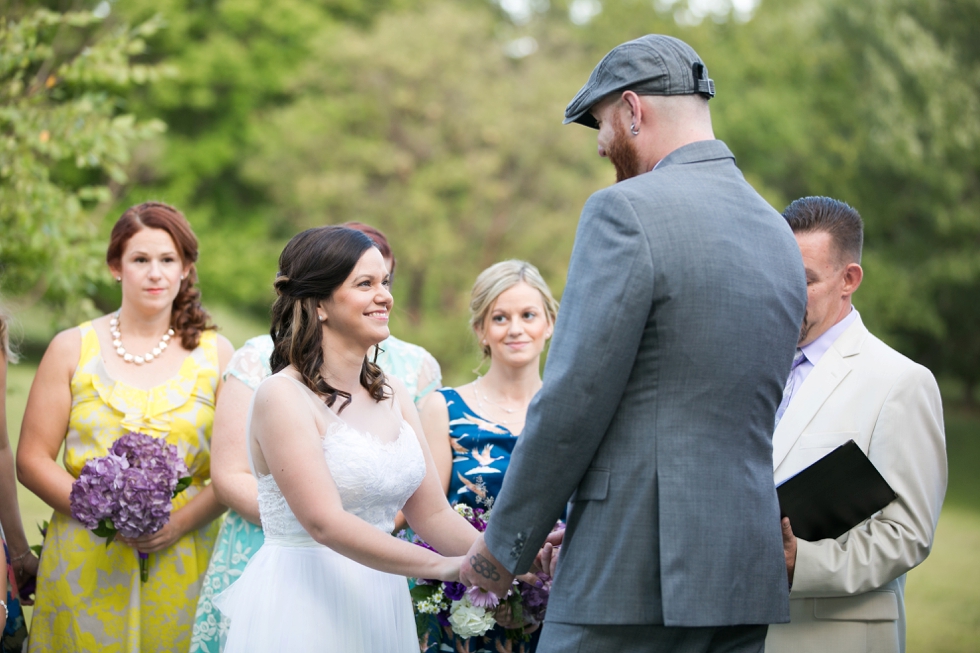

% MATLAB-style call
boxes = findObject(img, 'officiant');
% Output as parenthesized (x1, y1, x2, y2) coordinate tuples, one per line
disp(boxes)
(770, 196, 947, 653)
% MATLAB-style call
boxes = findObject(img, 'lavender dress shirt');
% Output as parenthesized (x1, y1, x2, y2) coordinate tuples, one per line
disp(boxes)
(795, 308, 858, 388)
(773, 307, 859, 442)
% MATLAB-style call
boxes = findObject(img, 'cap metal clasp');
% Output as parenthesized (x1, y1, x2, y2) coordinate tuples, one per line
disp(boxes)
(693, 62, 716, 98)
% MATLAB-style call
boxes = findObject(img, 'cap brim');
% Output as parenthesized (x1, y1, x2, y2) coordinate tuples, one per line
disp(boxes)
(563, 111, 599, 129)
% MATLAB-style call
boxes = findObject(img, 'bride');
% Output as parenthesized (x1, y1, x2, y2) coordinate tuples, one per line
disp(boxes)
(214, 226, 479, 651)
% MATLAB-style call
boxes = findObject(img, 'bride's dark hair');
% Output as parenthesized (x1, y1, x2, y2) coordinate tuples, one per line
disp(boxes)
(269, 226, 390, 411)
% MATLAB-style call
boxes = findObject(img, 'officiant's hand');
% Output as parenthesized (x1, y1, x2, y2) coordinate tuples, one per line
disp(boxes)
(782, 517, 797, 587)
(459, 533, 514, 597)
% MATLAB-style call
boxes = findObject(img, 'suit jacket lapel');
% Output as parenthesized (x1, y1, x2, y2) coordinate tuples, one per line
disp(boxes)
(771, 317, 868, 471)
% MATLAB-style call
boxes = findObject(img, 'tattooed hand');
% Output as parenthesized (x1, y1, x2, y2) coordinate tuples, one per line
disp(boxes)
(459, 534, 514, 597)
(470, 553, 502, 582)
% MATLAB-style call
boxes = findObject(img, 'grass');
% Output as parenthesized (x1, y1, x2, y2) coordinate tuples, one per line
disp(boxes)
(3, 321, 979, 649)
(906, 506, 980, 652)
(905, 409, 980, 652)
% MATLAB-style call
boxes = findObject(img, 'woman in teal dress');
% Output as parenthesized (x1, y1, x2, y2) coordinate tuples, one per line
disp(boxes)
(189, 223, 441, 653)
(419, 260, 559, 653)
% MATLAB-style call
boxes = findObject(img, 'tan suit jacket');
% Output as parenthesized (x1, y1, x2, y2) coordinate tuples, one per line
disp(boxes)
(766, 314, 946, 653)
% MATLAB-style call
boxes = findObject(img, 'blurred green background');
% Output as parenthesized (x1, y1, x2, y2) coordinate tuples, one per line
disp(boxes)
(2, 0, 979, 649)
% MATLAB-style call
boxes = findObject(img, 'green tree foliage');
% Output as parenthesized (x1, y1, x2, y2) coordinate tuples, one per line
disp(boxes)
(108, 0, 413, 314)
(691, 0, 980, 399)
(562, 0, 980, 396)
(829, 0, 980, 403)
(239, 1, 606, 376)
(6, 0, 978, 392)
(0, 6, 167, 316)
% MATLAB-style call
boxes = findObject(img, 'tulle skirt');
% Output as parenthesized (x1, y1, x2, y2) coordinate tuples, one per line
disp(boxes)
(213, 540, 418, 652)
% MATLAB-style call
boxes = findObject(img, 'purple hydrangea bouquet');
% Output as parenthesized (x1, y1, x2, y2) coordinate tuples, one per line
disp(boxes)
(69, 431, 192, 582)
(403, 504, 554, 645)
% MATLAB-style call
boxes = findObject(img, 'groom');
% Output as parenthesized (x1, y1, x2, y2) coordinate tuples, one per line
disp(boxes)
(460, 35, 806, 652)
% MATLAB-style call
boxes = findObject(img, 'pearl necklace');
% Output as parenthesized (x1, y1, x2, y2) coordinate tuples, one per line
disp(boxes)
(109, 313, 174, 365)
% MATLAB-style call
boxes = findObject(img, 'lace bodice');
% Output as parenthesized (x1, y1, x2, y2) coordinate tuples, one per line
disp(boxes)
(256, 418, 427, 543)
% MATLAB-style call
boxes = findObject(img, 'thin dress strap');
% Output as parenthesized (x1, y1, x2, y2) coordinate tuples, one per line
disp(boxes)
(278, 375, 328, 416)
(246, 375, 330, 477)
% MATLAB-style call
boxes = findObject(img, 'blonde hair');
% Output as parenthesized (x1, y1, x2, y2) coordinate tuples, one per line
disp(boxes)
(0, 312, 17, 364)
(469, 260, 559, 359)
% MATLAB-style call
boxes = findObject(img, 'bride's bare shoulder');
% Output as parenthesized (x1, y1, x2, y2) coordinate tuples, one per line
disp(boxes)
(253, 371, 307, 407)
(385, 375, 413, 413)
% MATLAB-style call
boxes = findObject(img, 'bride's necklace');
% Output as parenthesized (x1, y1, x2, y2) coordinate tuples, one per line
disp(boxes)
(109, 312, 174, 365)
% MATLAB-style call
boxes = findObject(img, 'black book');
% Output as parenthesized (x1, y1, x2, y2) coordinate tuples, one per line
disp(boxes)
(776, 440, 896, 542)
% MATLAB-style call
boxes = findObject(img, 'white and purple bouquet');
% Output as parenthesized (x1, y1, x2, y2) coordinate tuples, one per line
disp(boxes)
(403, 504, 554, 644)
(69, 431, 191, 582)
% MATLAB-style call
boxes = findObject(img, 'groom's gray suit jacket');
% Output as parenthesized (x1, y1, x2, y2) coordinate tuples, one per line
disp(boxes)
(485, 140, 806, 628)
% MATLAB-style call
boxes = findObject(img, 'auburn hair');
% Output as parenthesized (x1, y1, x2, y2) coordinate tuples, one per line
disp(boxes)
(106, 202, 215, 350)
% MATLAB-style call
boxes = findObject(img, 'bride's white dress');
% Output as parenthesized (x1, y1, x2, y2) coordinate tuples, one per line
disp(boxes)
(213, 376, 427, 652)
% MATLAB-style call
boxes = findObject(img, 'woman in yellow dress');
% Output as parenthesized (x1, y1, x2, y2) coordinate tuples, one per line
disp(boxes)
(16, 202, 233, 653)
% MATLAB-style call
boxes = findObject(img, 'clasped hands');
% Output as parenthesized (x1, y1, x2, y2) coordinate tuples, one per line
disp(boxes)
(459, 527, 564, 598)
(458, 518, 796, 596)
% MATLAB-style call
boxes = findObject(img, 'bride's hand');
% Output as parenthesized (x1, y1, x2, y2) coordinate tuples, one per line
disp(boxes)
(438, 555, 464, 583)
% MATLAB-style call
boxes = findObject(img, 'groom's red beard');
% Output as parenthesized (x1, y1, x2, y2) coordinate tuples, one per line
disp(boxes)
(607, 119, 642, 182)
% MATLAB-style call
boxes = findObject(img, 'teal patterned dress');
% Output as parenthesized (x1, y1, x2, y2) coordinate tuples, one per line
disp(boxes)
(421, 388, 543, 653)
(189, 334, 441, 653)
(441, 388, 518, 509)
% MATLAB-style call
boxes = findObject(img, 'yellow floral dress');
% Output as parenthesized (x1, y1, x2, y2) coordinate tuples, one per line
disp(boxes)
(29, 322, 221, 653)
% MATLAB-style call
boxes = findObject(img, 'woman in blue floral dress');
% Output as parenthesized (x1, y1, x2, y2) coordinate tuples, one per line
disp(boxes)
(419, 260, 559, 653)
(189, 224, 441, 652)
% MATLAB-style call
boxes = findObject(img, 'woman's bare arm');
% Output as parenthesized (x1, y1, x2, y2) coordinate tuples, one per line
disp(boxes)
(210, 375, 260, 523)
(16, 329, 81, 516)
(418, 390, 452, 495)
(253, 377, 463, 581)
(0, 353, 38, 588)
(397, 383, 477, 556)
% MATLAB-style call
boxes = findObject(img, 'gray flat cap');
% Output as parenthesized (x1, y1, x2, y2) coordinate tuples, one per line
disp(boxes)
(564, 34, 715, 129)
